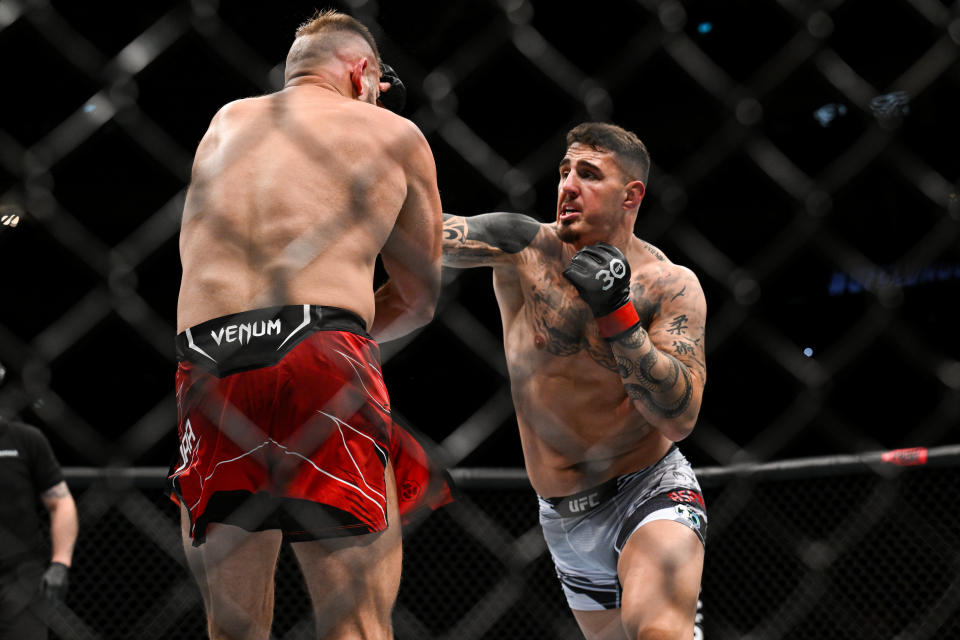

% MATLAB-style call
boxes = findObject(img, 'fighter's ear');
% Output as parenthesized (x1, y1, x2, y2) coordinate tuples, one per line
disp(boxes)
(349, 58, 368, 97)
(623, 180, 646, 210)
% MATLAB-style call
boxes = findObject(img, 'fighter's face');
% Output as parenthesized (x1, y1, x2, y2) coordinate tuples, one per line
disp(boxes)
(556, 143, 630, 245)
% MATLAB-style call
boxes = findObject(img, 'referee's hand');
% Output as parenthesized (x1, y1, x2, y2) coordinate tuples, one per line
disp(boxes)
(40, 562, 70, 601)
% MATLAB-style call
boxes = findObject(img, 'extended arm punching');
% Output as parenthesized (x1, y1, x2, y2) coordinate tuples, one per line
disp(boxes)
(442, 212, 541, 268)
(563, 243, 706, 441)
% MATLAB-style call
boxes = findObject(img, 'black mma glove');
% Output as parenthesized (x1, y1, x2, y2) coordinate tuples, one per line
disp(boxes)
(562, 242, 640, 340)
(378, 63, 406, 113)
(40, 562, 70, 601)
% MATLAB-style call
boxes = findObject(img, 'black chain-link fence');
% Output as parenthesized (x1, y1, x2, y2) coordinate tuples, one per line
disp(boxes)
(40, 448, 959, 639)
(699, 447, 960, 640)
(2, 0, 959, 638)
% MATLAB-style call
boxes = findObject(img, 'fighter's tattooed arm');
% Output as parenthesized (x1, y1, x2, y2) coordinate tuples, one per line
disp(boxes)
(610, 266, 707, 441)
(442, 212, 542, 268)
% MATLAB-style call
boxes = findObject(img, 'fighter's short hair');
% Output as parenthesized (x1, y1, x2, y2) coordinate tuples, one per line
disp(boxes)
(566, 122, 650, 183)
(294, 9, 380, 63)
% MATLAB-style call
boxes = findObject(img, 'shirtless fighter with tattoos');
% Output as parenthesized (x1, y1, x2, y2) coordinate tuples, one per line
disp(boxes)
(443, 122, 707, 640)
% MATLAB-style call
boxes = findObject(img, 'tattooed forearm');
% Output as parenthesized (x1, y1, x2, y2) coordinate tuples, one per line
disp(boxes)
(442, 212, 540, 266)
(616, 354, 634, 378)
(442, 215, 468, 244)
(611, 323, 697, 423)
(624, 363, 692, 418)
(443, 246, 508, 263)
(441, 216, 500, 265)
(607, 264, 705, 431)
(611, 325, 647, 349)
(634, 350, 680, 390)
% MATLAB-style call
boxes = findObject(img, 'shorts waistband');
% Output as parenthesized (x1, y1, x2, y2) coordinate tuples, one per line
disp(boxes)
(544, 477, 620, 517)
(543, 445, 678, 518)
(176, 305, 369, 377)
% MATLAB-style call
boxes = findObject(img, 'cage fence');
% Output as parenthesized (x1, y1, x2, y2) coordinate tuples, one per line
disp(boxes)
(32, 447, 959, 640)
(1, 0, 959, 639)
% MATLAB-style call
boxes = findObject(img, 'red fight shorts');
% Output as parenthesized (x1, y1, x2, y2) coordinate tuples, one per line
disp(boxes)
(169, 305, 452, 545)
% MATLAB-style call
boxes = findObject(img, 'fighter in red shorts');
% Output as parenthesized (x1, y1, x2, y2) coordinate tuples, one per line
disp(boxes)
(172, 305, 447, 543)
(169, 10, 448, 640)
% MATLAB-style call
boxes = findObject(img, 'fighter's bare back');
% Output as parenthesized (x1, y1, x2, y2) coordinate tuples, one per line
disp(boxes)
(444, 216, 706, 497)
(177, 83, 438, 333)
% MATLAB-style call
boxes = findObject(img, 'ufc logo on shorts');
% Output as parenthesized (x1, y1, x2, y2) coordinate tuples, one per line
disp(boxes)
(595, 258, 627, 291)
(175, 419, 197, 473)
(568, 493, 600, 513)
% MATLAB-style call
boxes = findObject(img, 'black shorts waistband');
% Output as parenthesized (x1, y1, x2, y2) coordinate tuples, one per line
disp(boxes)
(545, 477, 621, 517)
(544, 445, 678, 517)
(176, 305, 369, 377)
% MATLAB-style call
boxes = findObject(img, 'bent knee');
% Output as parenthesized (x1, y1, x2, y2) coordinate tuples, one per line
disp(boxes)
(622, 615, 694, 640)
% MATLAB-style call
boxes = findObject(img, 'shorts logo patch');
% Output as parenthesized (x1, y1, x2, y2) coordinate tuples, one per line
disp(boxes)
(675, 504, 701, 529)
(211, 319, 282, 346)
(668, 489, 705, 509)
(400, 480, 421, 502)
(175, 419, 198, 474)
(568, 493, 601, 513)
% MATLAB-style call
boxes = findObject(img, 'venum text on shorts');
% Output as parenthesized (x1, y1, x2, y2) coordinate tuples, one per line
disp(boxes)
(211, 319, 282, 346)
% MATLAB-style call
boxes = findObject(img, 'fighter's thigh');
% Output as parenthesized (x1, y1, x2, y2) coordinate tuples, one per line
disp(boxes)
(617, 520, 704, 638)
(180, 503, 212, 614)
(200, 524, 283, 620)
(291, 461, 402, 617)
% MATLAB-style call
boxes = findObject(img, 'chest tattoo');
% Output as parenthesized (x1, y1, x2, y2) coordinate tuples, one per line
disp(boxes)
(522, 263, 661, 371)
(526, 268, 590, 357)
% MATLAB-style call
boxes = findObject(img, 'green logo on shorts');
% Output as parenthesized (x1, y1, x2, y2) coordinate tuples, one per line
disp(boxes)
(675, 504, 701, 529)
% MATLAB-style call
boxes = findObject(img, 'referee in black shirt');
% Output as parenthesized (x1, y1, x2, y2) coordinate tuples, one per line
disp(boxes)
(0, 365, 79, 639)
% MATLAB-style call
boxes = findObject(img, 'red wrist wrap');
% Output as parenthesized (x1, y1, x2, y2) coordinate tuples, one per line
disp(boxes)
(595, 303, 640, 339)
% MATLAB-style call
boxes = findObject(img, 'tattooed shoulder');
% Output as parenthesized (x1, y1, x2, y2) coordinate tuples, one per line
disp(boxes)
(642, 241, 667, 262)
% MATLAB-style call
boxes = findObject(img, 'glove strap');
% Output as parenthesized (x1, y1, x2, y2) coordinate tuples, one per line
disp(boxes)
(595, 302, 640, 340)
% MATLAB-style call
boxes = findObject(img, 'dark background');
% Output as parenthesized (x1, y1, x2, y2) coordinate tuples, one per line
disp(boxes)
(0, 0, 958, 473)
